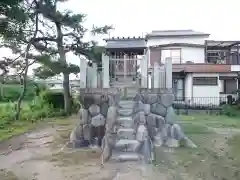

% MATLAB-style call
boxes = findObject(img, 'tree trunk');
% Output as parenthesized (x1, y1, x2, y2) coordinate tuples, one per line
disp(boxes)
(56, 22, 71, 115)
(63, 72, 71, 115)
(15, 13, 39, 120)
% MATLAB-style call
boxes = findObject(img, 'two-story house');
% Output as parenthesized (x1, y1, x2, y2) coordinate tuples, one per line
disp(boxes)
(147, 30, 240, 106)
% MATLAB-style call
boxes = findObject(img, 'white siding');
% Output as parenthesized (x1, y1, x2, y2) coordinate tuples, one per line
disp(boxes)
(192, 73, 220, 105)
(181, 47, 205, 63)
(160, 47, 205, 64)
(147, 36, 208, 46)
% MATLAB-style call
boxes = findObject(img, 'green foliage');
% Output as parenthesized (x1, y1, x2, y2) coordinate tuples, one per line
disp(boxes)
(0, 84, 36, 102)
(0, 92, 69, 129)
(222, 104, 240, 117)
(40, 90, 65, 109)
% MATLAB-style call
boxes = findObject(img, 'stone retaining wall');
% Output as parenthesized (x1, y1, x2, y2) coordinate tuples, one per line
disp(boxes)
(69, 89, 120, 148)
(132, 91, 197, 148)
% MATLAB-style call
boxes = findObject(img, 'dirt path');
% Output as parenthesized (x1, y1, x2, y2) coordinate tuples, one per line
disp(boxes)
(0, 117, 169, 180)
(1, 116, 239, 180)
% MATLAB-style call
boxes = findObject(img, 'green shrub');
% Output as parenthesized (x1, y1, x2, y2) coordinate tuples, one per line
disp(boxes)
(40, 90, 65, 109)
(0, 84, 36, 102)
(222, 104, 240, 117)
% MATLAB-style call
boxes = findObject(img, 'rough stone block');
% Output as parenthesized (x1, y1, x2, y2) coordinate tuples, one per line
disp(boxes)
(147, 94, 158, 104)
(133, 111, 146, 125)
(118, 109, 132, 116)
(133, 94, 144, 102)
(79, 108, 88, 124)
(155, 115, 165, 129)
(88, 104, 100, 117)
(165, 106, 178, 124)
(154, 132, 163, 147)
(164, 138, 179, 148)
(180, 137, 197, 148)
(117, 128, 136, 140)
(83, 124, 91, 141)
(172, 124, 185, 140)
(100, 102, 109, 117)
(117, 116, 133, 128)
(143, 103, 150, 115)
(150, 103, 167, 117)
(113, 153, 142, 162)
(136, 124, 148, 142)
(115, 139, 141, 152)
(160, 124, 171, 141)
(91, 114, 106, 127)
(160, 94, 174, 107)
(132, 100, 144, 114)
(106, 106, 117, 130)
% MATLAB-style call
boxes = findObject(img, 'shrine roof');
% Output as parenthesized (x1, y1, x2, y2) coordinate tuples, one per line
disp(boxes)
(104, 37, 147, 49)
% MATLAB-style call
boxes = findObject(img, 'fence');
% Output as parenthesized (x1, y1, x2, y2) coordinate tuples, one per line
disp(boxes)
(173, 96, 236, 111)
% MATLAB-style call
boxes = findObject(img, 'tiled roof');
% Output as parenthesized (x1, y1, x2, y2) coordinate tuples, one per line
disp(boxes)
(172, 64, 231, 73)
(147, 29, 210, 37)
(105, 37, 147, 49)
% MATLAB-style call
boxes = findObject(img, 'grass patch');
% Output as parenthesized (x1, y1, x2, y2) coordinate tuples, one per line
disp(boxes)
(180, 123, 212, 134)
(228, 134, 240, 160)
(0, 116, 75, 142)
(179, 114, 240, 128)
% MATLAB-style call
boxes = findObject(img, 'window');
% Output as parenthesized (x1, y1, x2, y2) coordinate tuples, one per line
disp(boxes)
(193, 77, 218, 86)
(171, 49, 181, 64)
(220, 79, 237, 94)
(173, 79, 184, 100)
(161, 49, 181, 64)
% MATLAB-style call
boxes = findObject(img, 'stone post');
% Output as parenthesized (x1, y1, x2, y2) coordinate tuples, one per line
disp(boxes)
(165, 57, 172, 89)
(92, 63, 98, 88)
(86, 66, 91, 88)
(140, 49, 148, 88)
(124, 54, 127, 79)
(80, 57, 87, 88)
(102, 53, 110, 88)
(153, 62, 160, 88)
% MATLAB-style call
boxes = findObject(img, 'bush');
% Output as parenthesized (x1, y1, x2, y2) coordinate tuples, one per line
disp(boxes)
(222, 104, 240, 117)
(40, 90, 65, 109)
(0, 84, 36, 102)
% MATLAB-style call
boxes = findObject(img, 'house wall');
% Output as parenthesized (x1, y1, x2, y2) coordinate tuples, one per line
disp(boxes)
(148, 35, 206, 65)
(147, 36, 207, 46)
(184, 73, 220, 106)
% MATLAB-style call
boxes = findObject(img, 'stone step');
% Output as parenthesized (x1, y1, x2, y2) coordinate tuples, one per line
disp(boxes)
(118, 109, 132, 116)
(117, 116, 133, 128)
(118, 100, 134, 109)
(111, 152, 143, 162)
(115, 139, 141, 152)
(117, 128, 136, 140)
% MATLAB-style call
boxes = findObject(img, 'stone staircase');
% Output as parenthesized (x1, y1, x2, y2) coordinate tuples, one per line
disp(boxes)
(110, 100, 152, 163)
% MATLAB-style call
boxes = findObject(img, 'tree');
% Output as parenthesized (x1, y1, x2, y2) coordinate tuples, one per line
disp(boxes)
(0, 0, 112, 116)
(30, 0, 112, 114)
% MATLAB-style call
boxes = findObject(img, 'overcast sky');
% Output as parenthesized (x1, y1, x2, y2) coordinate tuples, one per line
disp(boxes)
(64, 0, 240, 41)
(1, 0, 240, 78)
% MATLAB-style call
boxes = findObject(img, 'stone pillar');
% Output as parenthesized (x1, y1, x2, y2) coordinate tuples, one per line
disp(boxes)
(86, 66, 91, 88)
(102, 53, 110, 88)
(153, 62, 160, 88)
(140, 50, 148, 88)
(92, 63, 98, 88)
(124, 54, 127, 79)
(165, 57, 172, 89)
(80, 58, 87, 88)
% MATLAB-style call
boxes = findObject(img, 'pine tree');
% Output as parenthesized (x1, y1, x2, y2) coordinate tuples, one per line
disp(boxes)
(31, 0, 112, 114)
